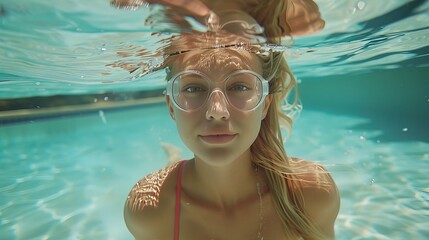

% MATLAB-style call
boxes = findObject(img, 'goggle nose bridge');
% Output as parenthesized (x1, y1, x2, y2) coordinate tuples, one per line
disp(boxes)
(206, 88, 229, 106)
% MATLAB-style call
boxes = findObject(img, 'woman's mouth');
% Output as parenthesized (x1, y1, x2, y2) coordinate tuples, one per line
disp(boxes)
(199, 134, 237, 144)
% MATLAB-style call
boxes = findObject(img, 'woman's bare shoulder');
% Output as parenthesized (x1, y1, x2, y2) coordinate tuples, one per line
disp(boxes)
(126, 161, 182, 211)
(287, 157, 340, 204)
(288, 157, 336, 190)
(124, 161, 182, 239)
(289, 157, 340, 238)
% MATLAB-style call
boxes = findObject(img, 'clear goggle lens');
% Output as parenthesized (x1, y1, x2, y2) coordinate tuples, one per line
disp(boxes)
(166, 70, 269, 111)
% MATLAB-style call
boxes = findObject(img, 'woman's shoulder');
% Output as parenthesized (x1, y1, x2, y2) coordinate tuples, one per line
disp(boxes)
(124, 160, 184, 239)
(287, 157, 340, 203)
(288, 157, 336, 190)
(126, 161, 182, 211)
(288, 157, 340, 238)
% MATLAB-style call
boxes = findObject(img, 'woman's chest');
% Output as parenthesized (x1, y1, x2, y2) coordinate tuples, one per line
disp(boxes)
(177, 196, 287, 240)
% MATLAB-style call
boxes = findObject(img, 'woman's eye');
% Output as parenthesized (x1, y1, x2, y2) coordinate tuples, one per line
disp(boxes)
(183, 86, 205, 93)
(229, 84, 250, 91)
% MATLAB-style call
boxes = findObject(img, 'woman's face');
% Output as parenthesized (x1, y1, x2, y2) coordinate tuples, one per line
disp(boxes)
(166, 49, 272, 166)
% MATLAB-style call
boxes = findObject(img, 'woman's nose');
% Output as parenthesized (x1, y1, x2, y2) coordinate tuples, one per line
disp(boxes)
(205, 90, 230, 120)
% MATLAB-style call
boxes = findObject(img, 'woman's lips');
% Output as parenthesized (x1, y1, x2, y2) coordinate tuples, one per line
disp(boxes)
(199, 134, 237, 144)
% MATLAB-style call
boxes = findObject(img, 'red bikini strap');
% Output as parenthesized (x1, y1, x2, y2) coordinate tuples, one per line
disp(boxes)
(174, 160, 186, 240)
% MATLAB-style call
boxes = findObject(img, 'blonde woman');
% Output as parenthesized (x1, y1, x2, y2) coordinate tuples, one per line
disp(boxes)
(113, 0, 340, 239)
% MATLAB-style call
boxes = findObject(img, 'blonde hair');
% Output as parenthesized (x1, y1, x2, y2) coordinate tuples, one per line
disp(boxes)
(245, 1, 330, 238)
(245, 0, 290, 40)
(252, 51, 329, 239)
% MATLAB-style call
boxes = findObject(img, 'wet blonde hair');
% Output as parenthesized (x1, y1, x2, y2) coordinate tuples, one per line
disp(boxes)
(252, 51, 330, 239)
(245, 1, 330, 238)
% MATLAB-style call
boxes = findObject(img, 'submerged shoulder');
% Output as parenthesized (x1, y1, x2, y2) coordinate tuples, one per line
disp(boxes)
(124, 161, 182, 239)
(289, 157, 340, 238)
(126, 161, 182, 211)
(288, 157, 337, 191)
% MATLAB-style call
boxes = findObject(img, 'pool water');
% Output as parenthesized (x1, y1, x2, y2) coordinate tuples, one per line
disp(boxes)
(1, 102, 428, 239)
(1, 104, 178, 239)
(1, 0, 429, 239)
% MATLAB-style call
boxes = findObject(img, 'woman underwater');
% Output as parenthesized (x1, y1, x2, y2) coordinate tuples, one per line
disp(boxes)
(112, 0, 340, 239)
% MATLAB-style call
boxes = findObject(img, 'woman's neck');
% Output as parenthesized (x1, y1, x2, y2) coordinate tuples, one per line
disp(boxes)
(184, 152, 261, 210)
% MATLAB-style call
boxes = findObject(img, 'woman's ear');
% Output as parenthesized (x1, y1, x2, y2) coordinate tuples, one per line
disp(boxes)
(262, 94, 273, 120)
(165, 95, 176, 121)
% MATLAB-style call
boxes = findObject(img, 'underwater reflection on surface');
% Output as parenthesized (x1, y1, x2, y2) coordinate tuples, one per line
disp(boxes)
(0, 0, 427, 98)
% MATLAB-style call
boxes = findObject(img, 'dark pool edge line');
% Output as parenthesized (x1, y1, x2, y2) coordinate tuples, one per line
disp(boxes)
(0, 96, 165, 124)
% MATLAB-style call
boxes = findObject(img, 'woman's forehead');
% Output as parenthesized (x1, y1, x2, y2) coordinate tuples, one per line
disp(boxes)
(170, 49, 263, 75)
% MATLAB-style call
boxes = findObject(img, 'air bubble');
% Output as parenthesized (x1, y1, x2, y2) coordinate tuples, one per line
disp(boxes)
(357, 1, 366, 10)
(350, 0, 366, 15)
(402, 128, 408, 132)
(104, 96, 109, 101)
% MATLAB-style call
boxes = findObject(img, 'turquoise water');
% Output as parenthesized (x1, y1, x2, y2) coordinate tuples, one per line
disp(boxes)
(1, 104, 177, 239)
(1, 0, 429, 239)
(1, 104, 428, 239)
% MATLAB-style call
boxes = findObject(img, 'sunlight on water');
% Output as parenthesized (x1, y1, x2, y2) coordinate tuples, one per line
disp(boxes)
(0, 0, 428, 98)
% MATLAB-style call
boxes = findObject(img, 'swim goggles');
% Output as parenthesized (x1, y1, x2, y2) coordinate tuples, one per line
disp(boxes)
(165, 69, 269, 112)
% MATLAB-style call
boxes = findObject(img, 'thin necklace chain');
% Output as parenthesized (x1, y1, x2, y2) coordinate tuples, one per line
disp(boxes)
(255, 165, 264, 240)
